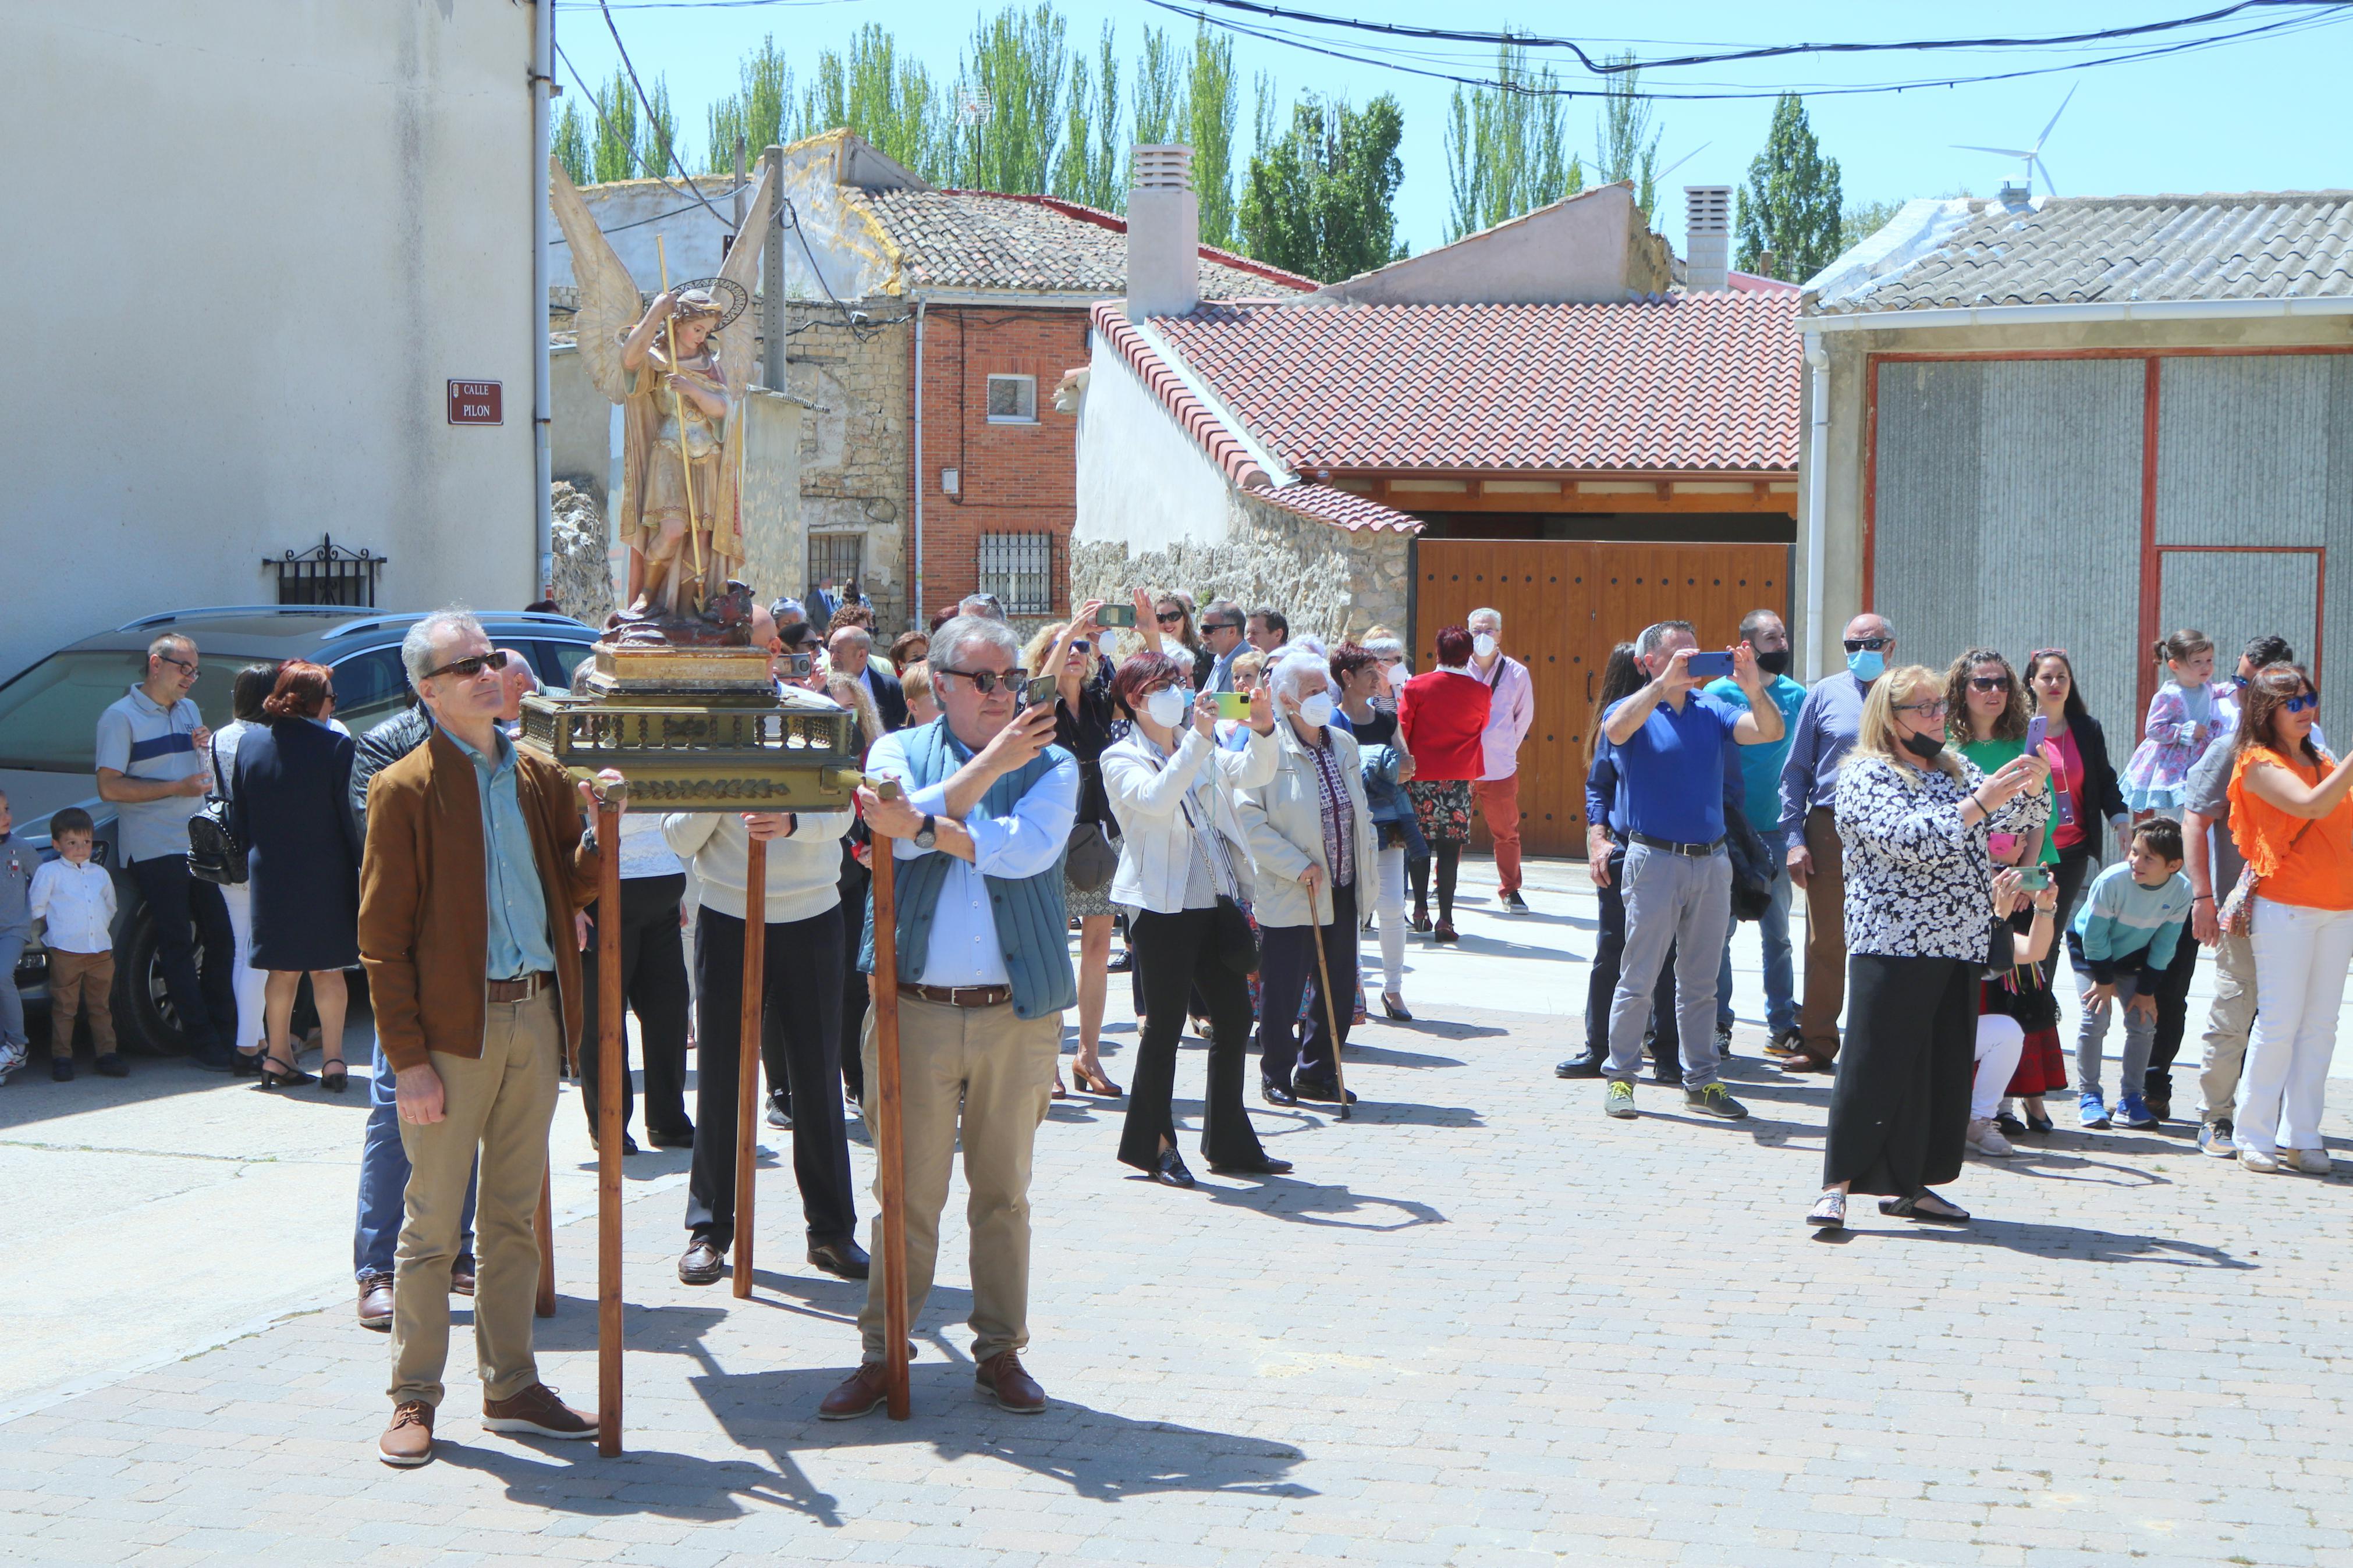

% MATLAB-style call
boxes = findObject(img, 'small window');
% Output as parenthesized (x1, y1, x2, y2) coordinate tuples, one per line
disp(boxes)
(986, 374, 1037, 424)
(977, 532, 1055, 616)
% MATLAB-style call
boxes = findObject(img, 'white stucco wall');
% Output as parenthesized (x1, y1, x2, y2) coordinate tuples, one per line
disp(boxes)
(3, 2, 538, 680)
(1073, 336, 1238, 554)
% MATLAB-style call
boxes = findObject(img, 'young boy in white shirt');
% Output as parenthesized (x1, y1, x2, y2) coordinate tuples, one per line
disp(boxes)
(29, 808, 120, 1081)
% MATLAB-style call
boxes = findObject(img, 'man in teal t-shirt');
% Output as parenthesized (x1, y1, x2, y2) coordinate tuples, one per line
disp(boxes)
(1704, 610, 1809, 1051)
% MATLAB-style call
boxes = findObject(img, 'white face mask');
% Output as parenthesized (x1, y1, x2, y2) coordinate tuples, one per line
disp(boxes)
(1384, 663, 1407, 691)
(1472, 632, 1498, 659)
(1144, 686, 1190, 730)
(1293, 692, 1336, 728)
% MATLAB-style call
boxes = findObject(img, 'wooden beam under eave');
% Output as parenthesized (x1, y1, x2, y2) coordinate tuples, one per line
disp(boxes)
(1389, 487, 1800, 518)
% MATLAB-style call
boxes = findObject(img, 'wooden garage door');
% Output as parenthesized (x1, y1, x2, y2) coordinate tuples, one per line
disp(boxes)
(1415, 540, 1791, 858)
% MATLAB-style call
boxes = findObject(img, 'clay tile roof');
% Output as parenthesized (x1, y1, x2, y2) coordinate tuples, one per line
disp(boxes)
(1148, 291, 1802, 473)
(1813, 190, 2353, 314)
(1258, 482, 1423, 533)
(850, 189, 1315, 299)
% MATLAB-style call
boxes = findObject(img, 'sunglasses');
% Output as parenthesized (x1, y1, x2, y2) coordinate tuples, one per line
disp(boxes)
(1155, 611, 1186, 626)
(1968, 675, 2010, 692)
(935, 665, 1028, 695)
(1069, 640, 1092, 654)
(1843, 637, 1890, 652)
(421, 649, 511, 682)
(1894, 699, 1950, 718)
(2285, 692, 2320, 714)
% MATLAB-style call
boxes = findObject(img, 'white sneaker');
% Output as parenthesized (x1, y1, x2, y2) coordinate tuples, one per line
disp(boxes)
(2240, 1147, 2283, 1174)
(1967, 1117, 2014, 1157)
(2290, 1147, 2333, 1176)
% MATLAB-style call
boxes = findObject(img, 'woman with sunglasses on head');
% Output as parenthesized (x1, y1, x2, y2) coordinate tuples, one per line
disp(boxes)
(1100, 651, 1287, 1185)
(2024, 648, 2131, 985)
(2221, 665, 2353, 1175)
(1806, 665, 2049, 1231)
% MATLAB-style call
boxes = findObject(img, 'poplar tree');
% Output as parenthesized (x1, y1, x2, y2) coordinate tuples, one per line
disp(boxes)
(707, 35, 792, 171)
(798, 24, 950, 180)
(1593, 52, 1661, 221)
(639, 77, 681, 180)
(591, 69, 640, 184)
(1184, 23, 1240, 248)
(1238, 93, 1408, 282)
(1052, 24, 1123, 210)
(1443, 43, 1581, 241)
(1736, 94, 1844, 282)
(950, 4, 1070, 194)
(553, 97, 591, 187)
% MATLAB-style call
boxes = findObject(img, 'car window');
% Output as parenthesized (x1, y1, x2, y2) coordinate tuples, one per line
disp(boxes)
(328, 646, 411, 735)
(0, 651, 256, 772)
(527, 640, 597, 688)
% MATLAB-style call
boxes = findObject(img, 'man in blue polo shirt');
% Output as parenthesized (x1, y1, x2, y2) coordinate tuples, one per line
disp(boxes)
(95, 633, 239, 1069)
(1596, 620, 1785, 1122)
(1703, 608, 1809, 1057)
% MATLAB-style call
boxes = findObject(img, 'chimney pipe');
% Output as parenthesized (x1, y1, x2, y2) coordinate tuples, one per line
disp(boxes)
(1684, 184, 1731, 292)
(1126, 144, 1199, 319)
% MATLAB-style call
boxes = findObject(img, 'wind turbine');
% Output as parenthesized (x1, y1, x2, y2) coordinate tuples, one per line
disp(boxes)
(1954, 83, 2077, 196)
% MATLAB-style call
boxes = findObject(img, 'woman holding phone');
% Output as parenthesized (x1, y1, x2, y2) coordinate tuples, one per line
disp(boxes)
(1025, 606, 1124, 1099)
(2025, 648, 2131, 979)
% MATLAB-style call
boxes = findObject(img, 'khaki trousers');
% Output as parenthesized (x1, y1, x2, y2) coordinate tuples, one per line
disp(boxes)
(47, 950, 116, 1057)
(2196, 930, 2258, 1123)
(388, 990, 559, 1409)
(1798, 806, 1848, 1059)
(857, 993, 1059, 1365)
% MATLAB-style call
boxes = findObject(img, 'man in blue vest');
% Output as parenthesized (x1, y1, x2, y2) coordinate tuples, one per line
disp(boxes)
(820, 614, 1078, 1420)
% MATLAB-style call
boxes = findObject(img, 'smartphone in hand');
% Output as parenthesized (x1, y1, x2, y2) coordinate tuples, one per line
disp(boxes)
(1096, 603, 1137, 627)
(1212, 691, 1251, 720)
(1684, 650, 1736, 680)
(2020, 867, 2053, 890)
(1023, 674, 1059, 709)
(2024, 714, 2048, 755)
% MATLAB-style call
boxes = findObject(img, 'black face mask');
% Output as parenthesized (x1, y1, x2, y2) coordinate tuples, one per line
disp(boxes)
(1901, 731, 1946, 763)
(1754, 648, 1791, 677)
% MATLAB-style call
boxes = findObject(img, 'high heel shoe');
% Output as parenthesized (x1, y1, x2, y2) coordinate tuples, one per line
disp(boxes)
(320, 1055, 348, 1093)
(1381, 991, 1413, 1021)
(1072, 1062, 1122, 1097)
(257, 1050, 315, 1089)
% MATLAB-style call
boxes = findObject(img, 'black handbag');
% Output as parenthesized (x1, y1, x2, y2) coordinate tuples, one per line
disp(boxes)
(1176, 788, 1259, 975)
(186, 745, 246, 887)
(1064, 818, 1119, 893)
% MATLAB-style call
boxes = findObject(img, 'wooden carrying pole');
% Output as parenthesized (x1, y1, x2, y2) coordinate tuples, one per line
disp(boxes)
(653, 234, 705, 588)
(1308, 884, 1353, 1122)
(732, 834, 767, 1300)
(869, 822, 912, 1419)
(594, 796, 625, 1456)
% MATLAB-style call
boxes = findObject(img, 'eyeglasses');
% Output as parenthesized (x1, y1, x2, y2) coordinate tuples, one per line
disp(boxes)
(420, 649, 511, 682)
(1843, 637, 1890, 653)
(157, 653, 200, 678)
(934, 665, 1027, 695)
(1204, 620, 1242, 634)
(1968, 675, 2010, 692)
(1894, 699, 1950, 719)
(2286, 692, 2320, 714)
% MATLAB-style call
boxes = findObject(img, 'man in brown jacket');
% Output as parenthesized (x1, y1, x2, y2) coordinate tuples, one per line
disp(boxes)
(360, 609, 617, 1467)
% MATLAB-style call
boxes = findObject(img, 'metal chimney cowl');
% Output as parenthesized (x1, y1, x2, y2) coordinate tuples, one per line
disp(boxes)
(1126, 144, 1199, 320)
(1684, 183, 1731, 293)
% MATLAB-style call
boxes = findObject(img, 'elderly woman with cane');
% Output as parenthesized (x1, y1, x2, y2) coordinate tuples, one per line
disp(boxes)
(1808, 664, 2049, 1231)
(1238, 640, 1381, 1111)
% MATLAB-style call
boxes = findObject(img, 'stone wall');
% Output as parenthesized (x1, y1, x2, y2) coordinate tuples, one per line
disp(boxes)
(787, 300, 911, 631)
(1071, 492, 1410, 647)
(548, 481, 616, 627)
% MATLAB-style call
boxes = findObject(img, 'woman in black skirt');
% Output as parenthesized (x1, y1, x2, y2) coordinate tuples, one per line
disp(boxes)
(1808, 664, 2049, 1230)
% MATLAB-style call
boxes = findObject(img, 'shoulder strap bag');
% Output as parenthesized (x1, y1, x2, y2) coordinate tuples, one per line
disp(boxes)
(1152, 742, 1260, 975)
(186, 742, 247, 887)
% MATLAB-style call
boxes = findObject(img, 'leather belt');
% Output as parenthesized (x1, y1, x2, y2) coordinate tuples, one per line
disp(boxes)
(1627, 833, 1726, 858)
(487, 971, 556, 1003)
(908, 983, 1012, 1008)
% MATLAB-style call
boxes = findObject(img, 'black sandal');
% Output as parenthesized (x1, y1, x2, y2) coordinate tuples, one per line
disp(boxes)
(257, 1049, 314, 1089)
(320, 1055, 348, 1093)
(1805, 1191, 1847, 1230)
(1879, 1193, 1970, 1225)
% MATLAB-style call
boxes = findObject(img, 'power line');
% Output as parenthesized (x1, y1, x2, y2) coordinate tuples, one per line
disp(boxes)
(554, 37, 743, 227)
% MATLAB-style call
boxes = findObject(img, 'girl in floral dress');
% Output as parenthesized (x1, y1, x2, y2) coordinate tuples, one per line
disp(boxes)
(2122, 630, 2230, 813)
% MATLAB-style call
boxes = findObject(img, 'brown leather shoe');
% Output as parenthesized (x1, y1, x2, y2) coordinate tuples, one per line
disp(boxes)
(449, 1260, 475, 1297)
(378, 1400, 434, 1466)
(358, 1272, 394, 1332)
(974, 1350, 1045, 1413)
(678, 1239, 726, 1286)
(817, 1362, 891, 1421)
(482, 1383, 596, 1440)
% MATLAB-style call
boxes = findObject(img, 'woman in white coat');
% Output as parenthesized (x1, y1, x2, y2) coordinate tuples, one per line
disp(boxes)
(1239, 640, 1382, 1108)
(1102, 651, 1288, 1187)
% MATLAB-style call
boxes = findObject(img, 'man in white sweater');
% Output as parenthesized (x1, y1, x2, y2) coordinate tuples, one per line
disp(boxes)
(663, 803, 866, 1287)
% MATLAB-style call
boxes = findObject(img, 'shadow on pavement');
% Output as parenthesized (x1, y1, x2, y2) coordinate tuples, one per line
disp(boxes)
(1197, 1171, 1445, 1231)
(1876, 1218, 2253, 1268)
(1338, 1042, 1467, 1069)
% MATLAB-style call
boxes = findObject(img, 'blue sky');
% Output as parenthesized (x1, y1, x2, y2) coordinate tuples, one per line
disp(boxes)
(551, 0, 2353, 258)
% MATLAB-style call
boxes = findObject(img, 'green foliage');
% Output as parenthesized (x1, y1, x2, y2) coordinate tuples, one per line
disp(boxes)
(639, 76, 680, 180)
(706, 34, 791, 172)
(952, 4, 1070, 195)
(1131, 25, 1183, 147)
(1443, 43, 1582, 242)
(1052, 25, 1123, 210)
(1237, 93, 1407, 282)
(591, 69, 640, 184)
(1837, 197, 1906, 255)
(798, 23, 950, 180)
(1735, 93, 1844, 283)
(1184, 23, 1239, 248)
(553, 97, 591, 187)
(1593, 52, 1661, 221)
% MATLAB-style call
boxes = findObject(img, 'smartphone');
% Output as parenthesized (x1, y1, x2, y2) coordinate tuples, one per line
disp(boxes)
(1212, 691, 1251, 720)
(1684, 650, 1736, 680)
(785, 652, 813, 678)
(2024, 714, 2048, 755)
(1022, 674, 1059, 709)
(2020, 867, 2053, 890)
(1096, 603, 1137, 627)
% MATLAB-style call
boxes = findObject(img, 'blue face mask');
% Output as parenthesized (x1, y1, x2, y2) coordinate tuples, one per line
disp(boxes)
(1847, 649, 1886, 683)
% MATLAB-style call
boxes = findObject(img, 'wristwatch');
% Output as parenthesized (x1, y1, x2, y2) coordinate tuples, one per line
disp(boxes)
(913, 813, 937, 850)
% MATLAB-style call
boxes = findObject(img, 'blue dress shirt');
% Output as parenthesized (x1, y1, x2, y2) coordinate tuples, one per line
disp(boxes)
(442, 724, 555, 981)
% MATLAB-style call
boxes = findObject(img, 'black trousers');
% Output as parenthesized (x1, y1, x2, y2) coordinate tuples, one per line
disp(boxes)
(1582, 845, 1679, 1066)
(836, 858, 869, 1105)
(1824, 953, 1976, 1197)
(684, 906, 855, 1250)
(129, 855, 237, 1053)
(1119, 908, 1269, 1169)
(577, 872, 691, 1140)
(1256, 880, 1358, 1089)
(2043, 845, 2098, 988)
(2144, 928, 2202, 1101)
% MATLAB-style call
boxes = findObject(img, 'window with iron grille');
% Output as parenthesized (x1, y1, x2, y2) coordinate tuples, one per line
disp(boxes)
(977, 532, 1055, 616)
(267, 535, 386, 607)
(985, 374, 1037, 424)
(807, 532, 863, 601)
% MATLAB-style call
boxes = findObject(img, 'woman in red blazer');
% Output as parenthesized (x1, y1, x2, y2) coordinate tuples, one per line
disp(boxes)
(1398, 624, 1492, 943)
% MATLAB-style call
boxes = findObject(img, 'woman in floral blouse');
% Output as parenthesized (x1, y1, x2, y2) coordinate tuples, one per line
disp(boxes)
(1808, 664, 2049, 1231)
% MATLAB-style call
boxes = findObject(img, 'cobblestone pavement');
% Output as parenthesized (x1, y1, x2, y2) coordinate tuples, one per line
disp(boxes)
(3, 862, 2348, 1566)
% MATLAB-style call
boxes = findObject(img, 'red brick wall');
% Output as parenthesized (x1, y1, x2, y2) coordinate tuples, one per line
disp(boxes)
(908, 305, 1091, 619)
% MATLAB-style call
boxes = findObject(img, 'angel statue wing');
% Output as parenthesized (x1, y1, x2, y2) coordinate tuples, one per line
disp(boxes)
(713, 162, 776, 401)
(548, 156, 644, 405)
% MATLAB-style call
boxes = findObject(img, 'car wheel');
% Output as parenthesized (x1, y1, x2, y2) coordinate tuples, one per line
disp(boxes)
(112, 901, 194, 1057)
